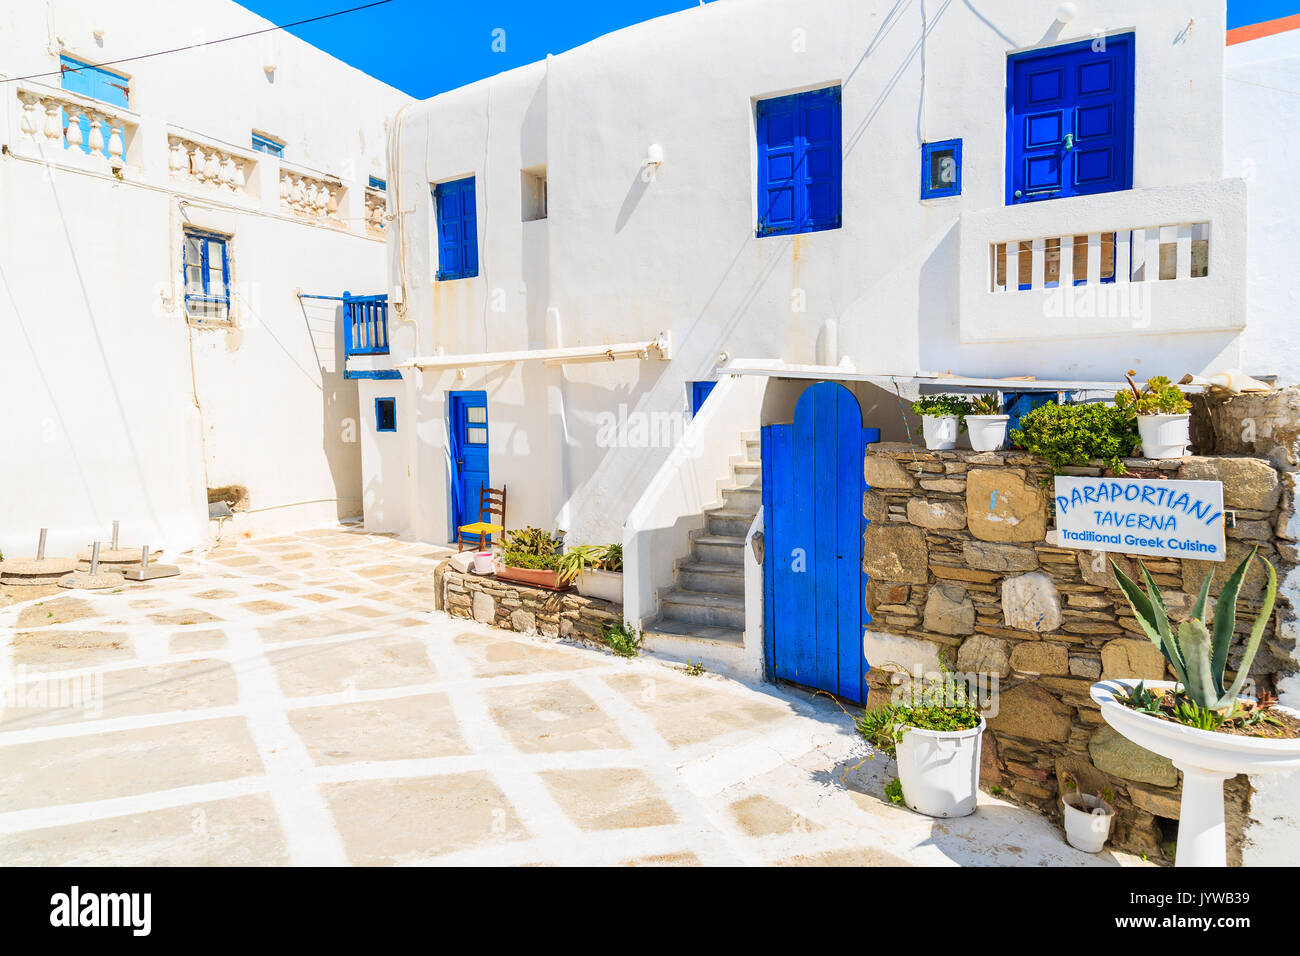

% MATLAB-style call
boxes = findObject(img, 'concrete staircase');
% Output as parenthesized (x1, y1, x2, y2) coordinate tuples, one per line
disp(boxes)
(642, 431, 760, 670)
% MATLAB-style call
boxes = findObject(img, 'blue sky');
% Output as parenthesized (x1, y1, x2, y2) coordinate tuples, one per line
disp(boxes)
(239, 0, 1300, 99)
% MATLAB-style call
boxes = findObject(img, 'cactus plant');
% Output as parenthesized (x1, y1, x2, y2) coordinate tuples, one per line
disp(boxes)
(1111, 546, 1277, 711)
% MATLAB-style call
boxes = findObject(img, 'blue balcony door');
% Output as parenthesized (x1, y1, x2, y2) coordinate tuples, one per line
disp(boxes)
(1007, 34, 1134, 204)
(690, 381, 716, 416)
(448, 391, 489, 542)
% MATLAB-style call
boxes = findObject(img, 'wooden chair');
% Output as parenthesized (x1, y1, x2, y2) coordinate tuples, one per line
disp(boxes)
(457, 485, 507, 552)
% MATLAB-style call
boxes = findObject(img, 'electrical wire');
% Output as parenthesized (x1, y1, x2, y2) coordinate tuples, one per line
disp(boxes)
(2, 0, 394, 84)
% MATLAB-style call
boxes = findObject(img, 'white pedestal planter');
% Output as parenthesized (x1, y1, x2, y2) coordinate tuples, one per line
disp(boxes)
(895, 717, 985, 818)
(921, 415, 961, 451)
(1137, 414, 1191, 458)
(965, 414, 1009, 452)
(1091, 679, 1300, 867)
(1062, 792, 1115, 853)
(576, 569, 623, 604)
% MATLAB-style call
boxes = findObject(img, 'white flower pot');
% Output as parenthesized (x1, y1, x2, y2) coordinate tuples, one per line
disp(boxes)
(1062, 792, 1115, 853)
(894, 717, 985, 818)
(965, 414, 1009, 452)
(921, 414, 961, 451)
(472, 551, 495, 574)
(576, 568, 623, 604)
(1091, 679, 1300, 867)
(1137, 413, 1191, 459)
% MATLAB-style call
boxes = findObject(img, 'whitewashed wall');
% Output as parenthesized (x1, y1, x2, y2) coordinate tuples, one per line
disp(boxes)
(1227, 27, 1300, 386)
(0, 0, 408, 557)
(381, 0, 1250, 549)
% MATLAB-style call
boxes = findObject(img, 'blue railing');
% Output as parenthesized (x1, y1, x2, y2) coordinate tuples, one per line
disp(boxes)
(344, 292, 389, 356)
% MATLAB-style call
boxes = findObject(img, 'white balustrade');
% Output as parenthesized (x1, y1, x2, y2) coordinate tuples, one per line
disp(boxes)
(166, 134, 251, 194)
(280, 169, 343, 224)
(15, 84, 133, 165)
(364, 188, 386, 237)
(991, 222, 1211, 292)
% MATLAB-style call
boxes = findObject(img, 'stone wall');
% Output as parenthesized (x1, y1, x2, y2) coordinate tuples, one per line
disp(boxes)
(437, 566, 623, 646)
(861, 442, 1293, 862)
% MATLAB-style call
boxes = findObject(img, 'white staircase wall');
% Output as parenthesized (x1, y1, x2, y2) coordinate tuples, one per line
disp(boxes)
(623, 374, 766, 629)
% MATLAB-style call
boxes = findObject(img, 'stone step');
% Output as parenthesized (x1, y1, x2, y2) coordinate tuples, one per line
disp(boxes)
(705, 507, 755, 537)
(643, 617, 745, 647)
(730, 460, 762, 488)
(659, 588, 746, 629)
(744, 438, 761, 462)
(691, 533, 746, 565)
(641, 619, 748, 677)
(679, 559, 745, 596)
(720, 486, 761, 512)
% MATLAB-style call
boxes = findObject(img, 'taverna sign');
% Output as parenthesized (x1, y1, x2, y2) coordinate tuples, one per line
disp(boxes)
(1053, 476, 1226, 562)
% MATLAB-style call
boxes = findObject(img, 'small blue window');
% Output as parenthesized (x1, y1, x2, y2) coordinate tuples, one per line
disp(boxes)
(756, 86, 842, 237)
(921, 139, 962, 199)
(690, 381, 716, 415)
(182, 229, 231, 322)
(59, 56, 129, 157)
(375, 397, 397, 432)
(434, 177, 479, 280)
(251, 133, 283, 156)
(368, 175, 387, 190)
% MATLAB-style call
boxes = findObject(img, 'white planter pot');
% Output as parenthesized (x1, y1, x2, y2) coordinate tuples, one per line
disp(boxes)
(472, 551, 495, 574)
(576, 568, 623, 604)
(1137, 413, 1191, 459)
(1062, 792, 1115, 853)
(1091, 679, 1300, 867)
(965, 414, 1009, 452)
(921, 415, 961, 451)
(894, 717, 985, 818)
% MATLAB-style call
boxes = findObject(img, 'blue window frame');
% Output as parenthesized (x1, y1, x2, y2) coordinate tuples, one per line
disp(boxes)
(1006, 33, 1135, 205)
(690, 381, 716, 415)
(182, 229, 231, 322)
(251, 132, 283, 156)
(434, 177, 479, 280)
(368, 175, 387, 190)
(756, 86, 842, 237)
(58, 55, 129, 157)
(920, 139, 962, 199)
(375, 397, 397, 432)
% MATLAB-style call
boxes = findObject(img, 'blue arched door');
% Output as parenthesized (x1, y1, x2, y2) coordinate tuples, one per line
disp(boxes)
(761, 382, 877, 703)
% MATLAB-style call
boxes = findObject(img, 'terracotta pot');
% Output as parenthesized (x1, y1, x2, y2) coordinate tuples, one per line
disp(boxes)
(495, 560, 570, 591)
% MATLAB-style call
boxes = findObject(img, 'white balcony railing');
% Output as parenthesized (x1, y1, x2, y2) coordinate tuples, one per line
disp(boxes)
(167, 132, 256, 197)
(280, 165, 344, 226)
(14, 82, 135, 167)
(364, 187, 386, 237)
(991, 223, 1210, 292)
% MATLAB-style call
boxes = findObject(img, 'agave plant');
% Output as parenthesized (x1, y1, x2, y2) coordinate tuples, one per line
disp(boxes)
(1112, 546, 1277, 710)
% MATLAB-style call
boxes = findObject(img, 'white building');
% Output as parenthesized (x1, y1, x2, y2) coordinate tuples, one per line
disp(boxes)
(0, 0, 409, 557)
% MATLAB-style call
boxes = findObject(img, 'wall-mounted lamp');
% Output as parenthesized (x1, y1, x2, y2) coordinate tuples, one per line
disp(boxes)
(1055, 2, 1078, 23)
(643, 143, 664, 168)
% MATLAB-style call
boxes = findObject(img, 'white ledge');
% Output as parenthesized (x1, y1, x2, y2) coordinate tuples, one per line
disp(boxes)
(401, 332, 672, 370)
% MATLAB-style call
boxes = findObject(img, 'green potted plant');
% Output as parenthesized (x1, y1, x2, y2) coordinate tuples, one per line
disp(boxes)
(1115, 372, 1192, 459)
(1009, 401, 1139, 474)
(557, 543, 623, 604)
(1091, 546, 1300, 866)
(911, 394, 973, 450)
(496, 526, 569, 590)
(964, 393, 1009, 452)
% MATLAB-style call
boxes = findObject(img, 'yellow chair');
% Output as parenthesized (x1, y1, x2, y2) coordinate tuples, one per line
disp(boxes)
(457, 485, 507, 552)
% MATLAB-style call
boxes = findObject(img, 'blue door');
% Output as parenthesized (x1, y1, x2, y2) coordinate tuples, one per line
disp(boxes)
(761, 382, 879, 704)
(1007, 33, 1134, 204)
(448, 391, 489, 541)
(690, 381, 716, 416)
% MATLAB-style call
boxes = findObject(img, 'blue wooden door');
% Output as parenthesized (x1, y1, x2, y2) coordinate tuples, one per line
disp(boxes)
(1007, 34, 1134, 204)
(448, 391, 489, 540)
(761, 382, 879, 704)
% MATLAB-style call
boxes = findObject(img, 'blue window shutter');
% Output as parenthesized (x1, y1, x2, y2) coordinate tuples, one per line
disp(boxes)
(756, 87, 841, 237)
(59, 56, 129, 157)
(435, 177, 478, 280)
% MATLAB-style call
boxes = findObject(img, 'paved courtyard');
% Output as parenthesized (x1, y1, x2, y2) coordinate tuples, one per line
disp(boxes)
(0, 526, 1143, 866)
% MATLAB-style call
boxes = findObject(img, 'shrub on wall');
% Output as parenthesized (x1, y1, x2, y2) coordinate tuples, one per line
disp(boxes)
(1010, 402, 1139, 474)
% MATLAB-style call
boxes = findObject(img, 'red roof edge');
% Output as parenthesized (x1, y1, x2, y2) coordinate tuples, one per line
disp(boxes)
(1227, 13, 1300, 45)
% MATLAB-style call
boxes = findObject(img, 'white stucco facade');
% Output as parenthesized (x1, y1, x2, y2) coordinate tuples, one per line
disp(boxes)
(0, 0, 409, 557)
(373, 0, 1280, 552)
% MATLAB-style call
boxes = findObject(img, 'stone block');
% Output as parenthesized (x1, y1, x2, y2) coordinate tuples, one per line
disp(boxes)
(987, 684, 1072, 742)
(966, 469, 1049, 542)
(1076, 549, 1133, 589)
(1068, 655, 1102, 680)
(1179, 457, 1281, 512)
(862, 491, 889, 524)
(1002, 572, 1061, 633)
(863, 455, 917, 490)
(1009, 641, 1069, 675)
(962, 541, 1039, 573)
(1088, 725, 1178, 787)
(1100, 638, 1168, 681)
(863, 524, 929, 584)
(922, 582, 975, 636)
(1128, 785, 1181, 819)
(864, 631, 944, 676)
(956, 634, 1011, 677)
(907, 498, 967, 530)
(472, 591, 495, 624)
(509, 609, 536, 635)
